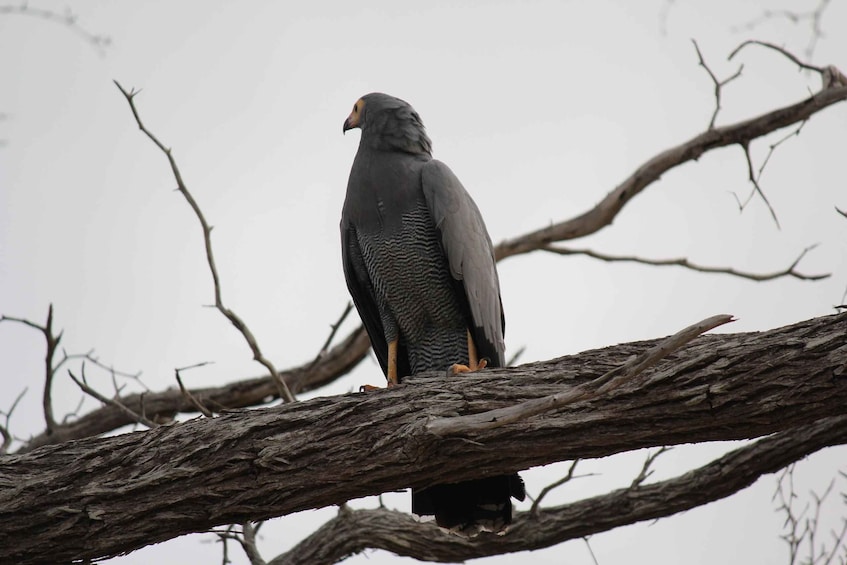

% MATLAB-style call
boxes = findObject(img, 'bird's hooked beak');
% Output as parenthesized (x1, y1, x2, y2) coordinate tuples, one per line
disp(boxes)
(343, 98, 364, 134)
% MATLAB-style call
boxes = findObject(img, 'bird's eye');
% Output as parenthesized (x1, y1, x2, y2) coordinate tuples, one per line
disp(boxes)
(353, 104, 358, 113)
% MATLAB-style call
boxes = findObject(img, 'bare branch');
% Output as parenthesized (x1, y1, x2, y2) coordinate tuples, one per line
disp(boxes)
(3, 312, 846, 563)
(692, 39, 744, 130)
(1, 304, 62, 433)
(0, 3, 111, 53)
(239, 522, 267, 565)
(113, 81, 295, 404)
(426, 314, 734, 437)
(67, 364, 158, 429)
(530, 459, 582, 514)
(18, 326, 369, 453)
(730, 40, 826, 75)
(657, 0, 675, 37)
(740, 141, 781, 228)
(541, 244, 828, 281)
(506, 345, 526, 367)
(270, 415, 847, 565)
(631, 446, 672, 488)
(0, 387, 27, 454)
(757, 120, 807, 181)
(176, 365, 215, 418)
(729, 0, 832, 61)
(584, 537, 600, 565)
(494, 83, 847, 261)
(307, 302, 353, 372)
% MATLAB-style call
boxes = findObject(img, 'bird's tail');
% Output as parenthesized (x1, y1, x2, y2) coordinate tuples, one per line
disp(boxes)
(412, 473, 526, 537)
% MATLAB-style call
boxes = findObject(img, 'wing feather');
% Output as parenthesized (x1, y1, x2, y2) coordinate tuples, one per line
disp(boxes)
(341, 225, 389, 375)
(420, 160, 505, 366)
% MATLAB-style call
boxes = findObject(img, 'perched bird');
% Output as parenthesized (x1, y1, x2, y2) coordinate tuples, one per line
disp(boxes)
(341, 92, 525, 535)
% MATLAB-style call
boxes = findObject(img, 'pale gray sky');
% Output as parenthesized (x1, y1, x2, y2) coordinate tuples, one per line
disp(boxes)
(1, 1, 845, 564)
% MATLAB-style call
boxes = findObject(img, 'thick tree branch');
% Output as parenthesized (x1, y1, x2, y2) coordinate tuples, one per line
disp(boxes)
(494, 84, 847, 261)
(426, 314, 733, 436)
(1, 313, 845, 564)
(18, 326, 369, 453)
(271, 415, 847, 565)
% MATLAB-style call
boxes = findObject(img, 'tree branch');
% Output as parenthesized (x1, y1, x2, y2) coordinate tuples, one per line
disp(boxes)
(0, 3, 111, 53)
(270, 415, 847, 565)
(2, 313, 845, 564)
(114, 81, 295, 404)
(425, 314, 733, 437)
(541, 244, 828, 281)
(692, 39, 744, 130)
(1, 304, 62, 434)
(18, 326, 369, 453)
(493, 84, 847, 261)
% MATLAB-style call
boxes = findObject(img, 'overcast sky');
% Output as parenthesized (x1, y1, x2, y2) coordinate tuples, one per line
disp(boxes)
(1, 1, 846, 564)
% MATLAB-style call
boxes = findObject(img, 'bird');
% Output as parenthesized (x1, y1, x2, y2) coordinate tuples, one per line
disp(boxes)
(340, 92, 525, 535)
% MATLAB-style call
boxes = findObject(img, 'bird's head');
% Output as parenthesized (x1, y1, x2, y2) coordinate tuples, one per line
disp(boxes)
(343, 93, 432, 156)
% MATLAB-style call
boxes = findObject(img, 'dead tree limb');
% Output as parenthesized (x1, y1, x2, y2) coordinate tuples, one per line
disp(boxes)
(270, 415, 847, 565)
(18, 326, 369, 453)
(1, 312, 845, 564)
(494, 84, 847, 260)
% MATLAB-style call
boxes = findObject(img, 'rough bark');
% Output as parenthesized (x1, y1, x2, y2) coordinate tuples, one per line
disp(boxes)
(1, 313, 845, 564)
(18, 327, 369, 453)
(273, 414, 847, 565)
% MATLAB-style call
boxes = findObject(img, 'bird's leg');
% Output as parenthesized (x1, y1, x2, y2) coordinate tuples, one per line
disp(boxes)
(387, 339, 399, 386)
(360, 339, 399, 391)
(451, 329, 488, 374)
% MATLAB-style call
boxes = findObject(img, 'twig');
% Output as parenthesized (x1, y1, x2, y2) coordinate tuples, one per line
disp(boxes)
(114, 81, 295, 404)
(729, 0, 832, 61)
(729, 40, 826, 75)
(176, 364, 215, 418)
(506, 346, 526, 367)
(307, 302, 354, 371)
(759, 120, 806, 179)
(631, 446, 672, 488)
(741, 141, 781, 229)
(541, 245, 827, 281)
(239, 522, 267, 565)
(775, 464, 808, 565)
(657, 0, 675, 37)
(531, 459, 581, 514)
(0, 304, 61, 433)
(693, 39, 744, 130)
(68, 363, 158, 429)
(584, 536, 600, 565)
(0, 387, 27, 454)
(427, 314, 734, 436)
(0, 3, 111, 53)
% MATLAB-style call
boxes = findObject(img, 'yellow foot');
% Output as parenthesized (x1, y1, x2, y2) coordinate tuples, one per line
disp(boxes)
(359, 380, 397, 392)
(450, 358, 488, 375)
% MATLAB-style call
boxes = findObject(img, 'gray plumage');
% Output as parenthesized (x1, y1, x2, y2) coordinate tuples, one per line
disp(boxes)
(341, 92, 523, 534)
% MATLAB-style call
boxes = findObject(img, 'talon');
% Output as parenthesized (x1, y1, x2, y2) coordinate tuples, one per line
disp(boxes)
(451, 363, 472, 375)
(448, 330, 489, 374)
